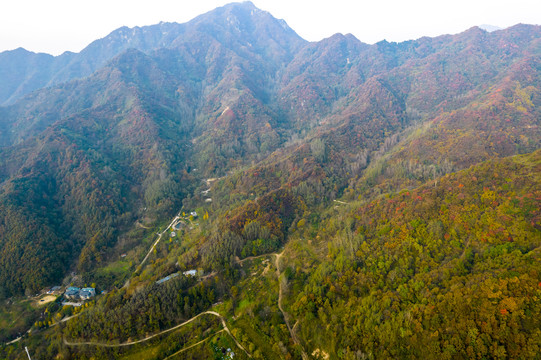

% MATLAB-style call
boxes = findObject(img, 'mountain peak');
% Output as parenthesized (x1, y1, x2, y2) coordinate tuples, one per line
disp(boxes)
(228, 1, 258, 9)
(479, 24, 503, 32)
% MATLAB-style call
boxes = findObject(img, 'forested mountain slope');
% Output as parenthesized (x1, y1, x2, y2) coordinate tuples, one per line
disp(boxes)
(0, 0, 539, 300)
(6, 141, 539, 360)
(0, 2, 305, 296)
(0, 2, 539, 359)
(286, 150, 540, 359)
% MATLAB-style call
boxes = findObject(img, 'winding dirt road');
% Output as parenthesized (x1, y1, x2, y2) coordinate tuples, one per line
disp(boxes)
(65, 248, 306, 359)
(237, 250, 308, 358)
(63, 311, 251, 358)
(274, 251, 308, 360)
(236, 253, 273, 265)
(136, 215, 180, 274)
(163, 329, 224, 359)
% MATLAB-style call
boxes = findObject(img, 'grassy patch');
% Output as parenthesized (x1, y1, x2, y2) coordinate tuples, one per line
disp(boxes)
(236, 298, 252, 312)
(91, 260, 132, 289)
(0, 299, 39, 342)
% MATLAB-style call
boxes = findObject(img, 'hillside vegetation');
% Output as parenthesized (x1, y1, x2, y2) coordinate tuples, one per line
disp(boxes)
(0, 2, 539, 359)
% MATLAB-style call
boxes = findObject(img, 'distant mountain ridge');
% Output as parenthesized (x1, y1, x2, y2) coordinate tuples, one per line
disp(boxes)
(0, 6, 527, 106)
(0, 1, 303, 106)
(0, 22, 181, 105)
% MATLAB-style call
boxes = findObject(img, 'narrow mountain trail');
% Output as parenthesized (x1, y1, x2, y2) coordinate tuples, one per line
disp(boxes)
(137, 232, 162, 271)
(64, 248, 300, 358)
(163, 329, 224, 359)
(274, 251, 308, 360)
(5, 312, 80, 345)
(6, 337, 21, 345)
(135, 215, 180, 274)
(236, 253, 273, 265)
(51, 313, 80, 327)
(63, 311, 251, 358)
(238, 250, 308, 358)
(135, 221, 152, 229)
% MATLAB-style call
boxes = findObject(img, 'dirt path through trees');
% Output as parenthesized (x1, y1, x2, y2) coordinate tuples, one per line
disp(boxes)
(65, 248, 305, 359)
(64, 311, 251, 358)
(135, 215, 180, 274)
(163, 329, 224, 359)
(274, 251, 308, 360)
(237, 250, 308, 358)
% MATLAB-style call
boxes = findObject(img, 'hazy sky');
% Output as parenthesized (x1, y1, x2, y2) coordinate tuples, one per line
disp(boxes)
(1, 0, 540, 55)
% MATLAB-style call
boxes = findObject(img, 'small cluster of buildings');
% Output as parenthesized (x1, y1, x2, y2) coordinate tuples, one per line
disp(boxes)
(64, 287, 96, 300)
(172, 211, 199, 232)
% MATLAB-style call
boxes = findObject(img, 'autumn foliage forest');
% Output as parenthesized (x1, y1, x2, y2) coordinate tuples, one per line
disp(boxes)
(0, 2, 540, 359)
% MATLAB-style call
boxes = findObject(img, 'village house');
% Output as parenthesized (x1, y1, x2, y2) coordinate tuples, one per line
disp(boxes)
(79, 287, 96, 300)
(64, 287, 80, 299)
(64, 286, 95, 300)
(47, 286, 62, 294)
(183, 269, 197, 277)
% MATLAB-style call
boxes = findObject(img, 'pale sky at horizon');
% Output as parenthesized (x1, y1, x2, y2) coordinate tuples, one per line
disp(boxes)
(0, 0, 540, 56)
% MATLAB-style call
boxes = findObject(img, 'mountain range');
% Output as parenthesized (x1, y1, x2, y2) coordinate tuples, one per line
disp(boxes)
(0, 2, 539, 359)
